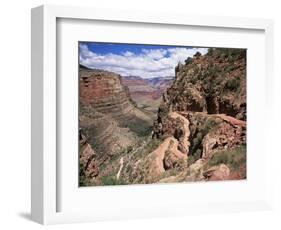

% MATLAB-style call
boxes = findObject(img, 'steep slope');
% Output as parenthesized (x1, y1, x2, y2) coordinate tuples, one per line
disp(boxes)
(156, 49, 246, 121)
(79, 66, 154, 161)
(79, 130, 99, 186)
(152, 48, 247, 182)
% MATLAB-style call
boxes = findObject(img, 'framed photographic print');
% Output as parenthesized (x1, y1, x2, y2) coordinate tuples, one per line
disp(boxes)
(78, 42, 247, 186)
(31, 5, 274, 224)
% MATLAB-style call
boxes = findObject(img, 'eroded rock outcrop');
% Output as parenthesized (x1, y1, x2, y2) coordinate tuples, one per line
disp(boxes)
(152, 48, 247, 182)
(79, 130, 99, 186)
(201, 115, 246, 160)
(80, 67, 151, 122)
(127, 111, 190, 184)
(79, 66, 154, 159)
(203, 164, 230, 181)
(132, 136, 187, 184)
(155, 48, 246, 131)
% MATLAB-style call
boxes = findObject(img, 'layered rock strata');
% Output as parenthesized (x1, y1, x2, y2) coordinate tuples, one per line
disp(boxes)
(79, 66, 153, 159)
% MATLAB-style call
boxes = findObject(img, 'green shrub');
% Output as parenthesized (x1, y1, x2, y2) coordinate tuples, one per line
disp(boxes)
(185, 57, 193, 65)
(202, 119, 218, 135)
(101, 175, 126, 186)
(189, 119, 219, 157)
(126, 145, 133, 153)
(225, 78, 240, 91)
(136, 138, 162, 158)
(208, 145, 246, 170)
(194, 51, 201, 57)
(190, 132, 203, 152)
(187, 148, 202, 166)
(126, 119, 153, 137)
(224, 65, 236, 73)
(216, 48, 245, 59)
(79, 174, 92, 187)
(208, 48, 215, 55)
(209, 152, 229, 165)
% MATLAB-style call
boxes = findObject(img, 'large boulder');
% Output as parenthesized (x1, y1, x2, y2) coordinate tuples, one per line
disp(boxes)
(141, 137, 187, 183)
(203, 164, 230, 181)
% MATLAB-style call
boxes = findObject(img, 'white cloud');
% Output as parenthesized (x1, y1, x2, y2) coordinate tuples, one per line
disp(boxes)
(142, 48, 167, 60)
(122, 51, 135, 57)
(79, 44, 208, 78)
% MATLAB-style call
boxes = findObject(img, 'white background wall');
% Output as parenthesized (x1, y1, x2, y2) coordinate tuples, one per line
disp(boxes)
(0, 0, 280, 229)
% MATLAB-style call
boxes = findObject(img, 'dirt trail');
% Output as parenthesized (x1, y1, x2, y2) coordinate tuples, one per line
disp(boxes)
(215, 114, 246, 127)
(144, 111, 190, 178)
(169, 111, 191, 153)
(116, 157, 124, 180)
(179, 111, 246, 128)
(147, 137, 182, 176)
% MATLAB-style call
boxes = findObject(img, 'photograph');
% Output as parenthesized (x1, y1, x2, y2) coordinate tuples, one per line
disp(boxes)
(78, 42, 247, 186)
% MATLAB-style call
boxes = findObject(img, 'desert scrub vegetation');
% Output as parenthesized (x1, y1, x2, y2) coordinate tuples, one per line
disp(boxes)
(202, 118, 220, 135)
(188, 118, 221, 165)
(101, 175, 127, 186)
(217, 48, 246, 59)
(187, 148, 202, 166)
(133, 137, 162, 158)
(207, 145, 246, 170)
(108, 145, 134, 163)
(207, 47, 246, 60)
(79, 160, 90, 186)
(79, 174, 91, 186)
(185, 57, 193, 65)
(223, 65, 237, 73)
(187, 118, 220, 166)
(225, 78, 240, 92)
(189, 132, 203, 155)
(125, 118, 153, 137)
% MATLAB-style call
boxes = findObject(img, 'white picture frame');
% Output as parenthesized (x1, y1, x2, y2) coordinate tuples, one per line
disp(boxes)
(31, 4, 274, 225)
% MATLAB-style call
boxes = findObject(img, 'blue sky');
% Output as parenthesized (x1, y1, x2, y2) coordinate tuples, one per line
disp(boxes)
(79, 42, 208, 78)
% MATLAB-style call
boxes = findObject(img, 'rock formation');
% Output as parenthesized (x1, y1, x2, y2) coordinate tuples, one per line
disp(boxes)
(152, 48, 247, 182)
(156, 48, 246, 122)
(79, 65, 154, 161)
(79, 130, 99, 186)
(80, 67, 138, 116)
(203, 164, 230, 181)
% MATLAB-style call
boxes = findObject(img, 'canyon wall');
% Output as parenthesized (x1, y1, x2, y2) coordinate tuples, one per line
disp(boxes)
(150, 48, 247, 182)
(79, 65, 154, 165)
